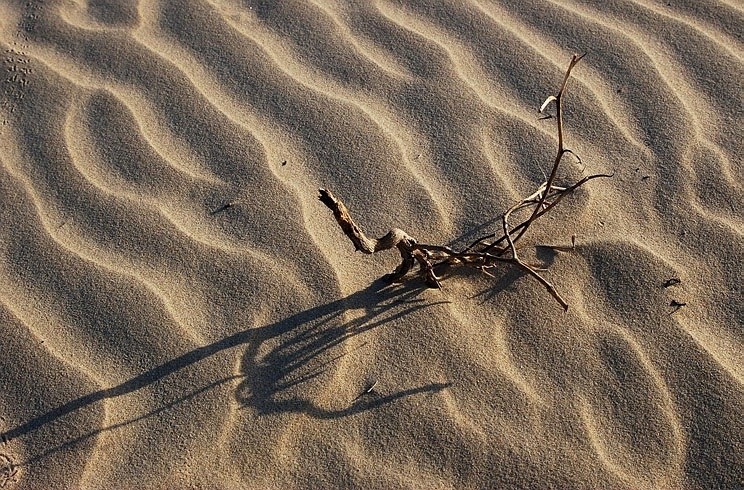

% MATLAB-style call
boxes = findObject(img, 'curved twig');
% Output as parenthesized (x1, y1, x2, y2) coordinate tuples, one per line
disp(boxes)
(319, 54, 610, 310)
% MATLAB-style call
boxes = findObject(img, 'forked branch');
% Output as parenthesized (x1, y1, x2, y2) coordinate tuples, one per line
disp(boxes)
(319, 55, 611, 311)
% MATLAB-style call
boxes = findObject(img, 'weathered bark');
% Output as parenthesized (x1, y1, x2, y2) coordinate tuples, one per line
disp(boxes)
(318, 189, 440, 287)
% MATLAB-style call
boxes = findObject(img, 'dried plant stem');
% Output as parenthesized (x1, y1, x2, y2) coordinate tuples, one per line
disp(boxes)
(318, 190, 441, 288)
(319, 54, 611, 311)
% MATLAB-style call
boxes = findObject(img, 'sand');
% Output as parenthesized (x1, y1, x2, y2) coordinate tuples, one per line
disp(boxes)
(0, 0, 742, 488)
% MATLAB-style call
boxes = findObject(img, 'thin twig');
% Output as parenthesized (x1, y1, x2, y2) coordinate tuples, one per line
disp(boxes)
(318, 54, 610, 310)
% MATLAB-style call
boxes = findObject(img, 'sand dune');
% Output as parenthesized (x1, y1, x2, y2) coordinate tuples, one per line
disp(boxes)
(0, 0, 741, 488)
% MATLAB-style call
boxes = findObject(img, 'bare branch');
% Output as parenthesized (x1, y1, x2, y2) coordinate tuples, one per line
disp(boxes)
(318, 54, 610, 310)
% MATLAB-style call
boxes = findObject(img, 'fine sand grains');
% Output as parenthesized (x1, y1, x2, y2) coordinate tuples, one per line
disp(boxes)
(0, 1, 742, 489)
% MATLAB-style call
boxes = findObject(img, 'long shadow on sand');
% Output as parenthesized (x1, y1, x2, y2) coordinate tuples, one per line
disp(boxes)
(2, 279, 450, 462)
(235, 279, 451, 417)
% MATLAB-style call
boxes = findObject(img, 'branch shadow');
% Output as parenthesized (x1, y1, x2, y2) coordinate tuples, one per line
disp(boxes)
(445, 216, 503, 250)
(17, 375, 242, 467)
(234, 278, 452, 417)
(2, 278, 450, 461)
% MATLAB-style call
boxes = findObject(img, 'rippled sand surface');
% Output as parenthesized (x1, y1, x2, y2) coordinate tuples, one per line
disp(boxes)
(0, 1, 741, 488)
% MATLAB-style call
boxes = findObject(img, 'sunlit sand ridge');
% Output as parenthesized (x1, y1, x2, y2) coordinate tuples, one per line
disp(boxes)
(0, 1, 741, 488)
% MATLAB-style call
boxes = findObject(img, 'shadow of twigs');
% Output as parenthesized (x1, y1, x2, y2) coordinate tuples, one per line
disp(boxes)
(1, 279, 450, 451)
(17, 375, 241, 467)
(235, 279, 451, 417)
(445, 216, 502, 250)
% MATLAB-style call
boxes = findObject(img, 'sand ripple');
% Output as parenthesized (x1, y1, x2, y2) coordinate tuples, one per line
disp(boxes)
(0, 1, 741, 488)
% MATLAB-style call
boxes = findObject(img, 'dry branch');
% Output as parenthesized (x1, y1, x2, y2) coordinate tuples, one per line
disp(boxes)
(319, 54, 611, 311)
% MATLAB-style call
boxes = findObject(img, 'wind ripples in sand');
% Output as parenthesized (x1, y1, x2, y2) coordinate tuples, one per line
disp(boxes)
(0, 1, 741, 488)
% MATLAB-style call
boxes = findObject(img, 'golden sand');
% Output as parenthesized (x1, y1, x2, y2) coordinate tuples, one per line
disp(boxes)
(0, 1, 741, 488)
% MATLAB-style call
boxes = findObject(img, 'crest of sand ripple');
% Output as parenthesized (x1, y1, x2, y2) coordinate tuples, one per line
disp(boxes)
(0, 1, 741, 488)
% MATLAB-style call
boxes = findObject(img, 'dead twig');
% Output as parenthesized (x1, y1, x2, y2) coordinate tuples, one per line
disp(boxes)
(537, 234, 576, 252)
(663, 278, 681, 288)
(669, 299, 687, 314)
(319, 55, 611, 310)
(353, 380, 379, 402)
(210, 202, 234, 215)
